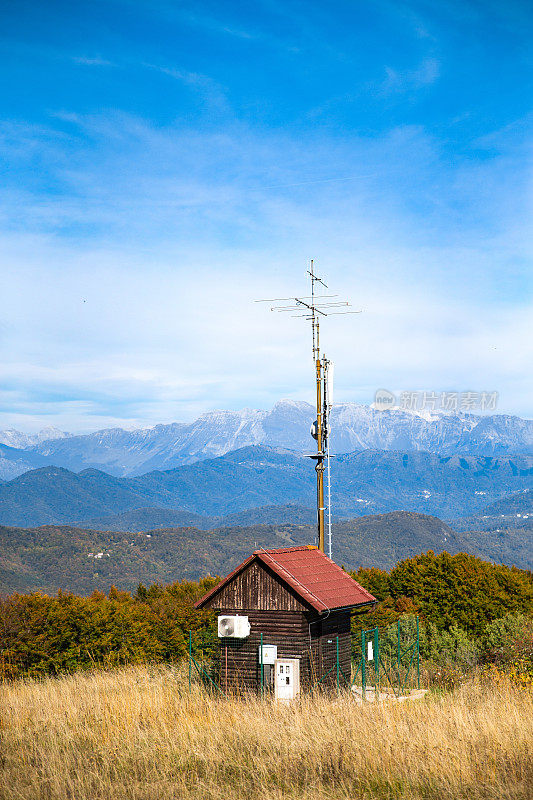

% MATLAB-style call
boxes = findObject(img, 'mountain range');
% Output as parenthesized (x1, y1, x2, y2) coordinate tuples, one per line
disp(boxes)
(2, 510, 531, 595)
(0, 426, 70, 450)
(82, 504, 317, 532)
(2, 401, 531, 597)
(0, 443, 54, 481)
(1, 400, 532, 480)
(1, 445, 532, 529)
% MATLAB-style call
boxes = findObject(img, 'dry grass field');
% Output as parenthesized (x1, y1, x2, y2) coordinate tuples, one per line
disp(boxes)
(1, 665, 532, 800)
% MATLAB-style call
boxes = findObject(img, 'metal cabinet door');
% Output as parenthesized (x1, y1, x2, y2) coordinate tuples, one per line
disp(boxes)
(274, 659, 300, 701)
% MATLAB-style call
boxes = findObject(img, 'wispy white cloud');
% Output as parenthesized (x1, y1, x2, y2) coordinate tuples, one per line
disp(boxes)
(179, 10, 258, 42)
(0, 108, 531, 431)
(2, 227, 531, 432)
(121, 0, 302, 53)
(141, 62, 229, 111)
(71, 55, 115, 67)
(382, 57, 441, 94)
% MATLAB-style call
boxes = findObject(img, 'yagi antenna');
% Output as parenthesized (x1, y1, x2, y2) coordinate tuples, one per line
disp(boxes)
(256, 260, 361, 559)
(255, 260, 360, 361)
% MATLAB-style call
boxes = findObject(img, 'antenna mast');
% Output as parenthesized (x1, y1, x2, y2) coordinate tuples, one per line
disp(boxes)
(257, 261, 358, 557)
(309, 259, 327, 555)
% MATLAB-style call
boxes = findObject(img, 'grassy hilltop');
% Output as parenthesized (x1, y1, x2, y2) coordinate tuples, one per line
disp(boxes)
(1, 666, 532, 800)
(1, 550, 532, 800)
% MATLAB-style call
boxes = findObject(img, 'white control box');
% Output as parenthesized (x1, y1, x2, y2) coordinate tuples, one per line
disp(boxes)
(258, 644, 277, 664)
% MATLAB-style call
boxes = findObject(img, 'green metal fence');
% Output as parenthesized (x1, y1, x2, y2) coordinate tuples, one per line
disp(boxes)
(188, 630, 224, 694)
(314, 634, 351, 691)
(352, 617, 420, 698)
(188, 617, 421, 698)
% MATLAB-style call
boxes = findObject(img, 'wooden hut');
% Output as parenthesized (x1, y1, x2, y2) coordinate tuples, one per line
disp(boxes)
(195, 545, 376, 697)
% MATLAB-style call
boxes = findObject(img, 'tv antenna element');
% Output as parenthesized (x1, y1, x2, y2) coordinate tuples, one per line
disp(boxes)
(256, 261, 359, 558)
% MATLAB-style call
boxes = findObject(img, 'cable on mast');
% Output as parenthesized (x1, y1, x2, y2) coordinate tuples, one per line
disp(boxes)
(323, 357, 334, 560)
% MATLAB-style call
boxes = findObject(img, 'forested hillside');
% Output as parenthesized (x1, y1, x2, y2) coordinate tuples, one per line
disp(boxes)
(1, 447, 533, 528)
(1, 551, 531, 680)
(1, 511, 531, 596)
(454, 488, 532, 531)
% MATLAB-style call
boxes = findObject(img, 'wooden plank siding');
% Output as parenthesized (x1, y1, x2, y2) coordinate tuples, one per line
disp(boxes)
(208, 560, 309, 612)
(313, 610, 351, 688)
(205, 558, 354, 692)
(217, 610, 314, 691)
(215, 609, 352, 691)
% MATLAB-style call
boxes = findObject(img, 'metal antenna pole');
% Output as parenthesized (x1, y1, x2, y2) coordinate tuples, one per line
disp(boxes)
(326, 441, 332, 559)
(323, 357, 333, 560)
(307, 259, 328, 553)
(255, 261, 360, 556)
(312, 274, 325, 552)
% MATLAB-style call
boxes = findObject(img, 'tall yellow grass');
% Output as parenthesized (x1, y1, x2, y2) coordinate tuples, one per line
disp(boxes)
(1, 665, 532, 800)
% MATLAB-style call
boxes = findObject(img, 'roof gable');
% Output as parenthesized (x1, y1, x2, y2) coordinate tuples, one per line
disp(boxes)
(195, 546, 376, 613)
(196, 558, 309, 612)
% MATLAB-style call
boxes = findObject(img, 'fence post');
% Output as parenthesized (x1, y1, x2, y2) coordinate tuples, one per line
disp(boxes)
(397, 619, 400, 693)
(188, 630, 192, 692)
(374, 627, 379, 699)
(336, 635, 340, 693)
(361, 630, 366, 701)
(260, 632, 264, 697)
(416, 616, 420, 689)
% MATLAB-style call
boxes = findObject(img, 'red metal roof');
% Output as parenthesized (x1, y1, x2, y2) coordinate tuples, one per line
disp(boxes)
(195, 545, 376, 613)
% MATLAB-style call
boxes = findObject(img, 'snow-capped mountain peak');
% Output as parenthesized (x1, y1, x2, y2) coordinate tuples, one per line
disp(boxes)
(1, 401, 531, 480)
(0, 426, 71, 449)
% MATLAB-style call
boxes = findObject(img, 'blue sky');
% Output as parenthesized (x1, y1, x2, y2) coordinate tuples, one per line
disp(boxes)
(1, 0, 532, 432)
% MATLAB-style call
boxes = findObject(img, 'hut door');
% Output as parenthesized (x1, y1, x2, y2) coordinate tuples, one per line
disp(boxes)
(274, 659, 300, 701)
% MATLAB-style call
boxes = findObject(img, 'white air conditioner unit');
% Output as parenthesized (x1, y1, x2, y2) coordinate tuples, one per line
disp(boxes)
(217, 615, 250, 638)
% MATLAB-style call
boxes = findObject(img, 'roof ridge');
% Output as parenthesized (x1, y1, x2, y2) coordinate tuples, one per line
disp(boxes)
(256, 547, 328, 612)
(194, 546, 377, 612)
(263, 547, 375, 601)
(254, 545, 316, 555)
